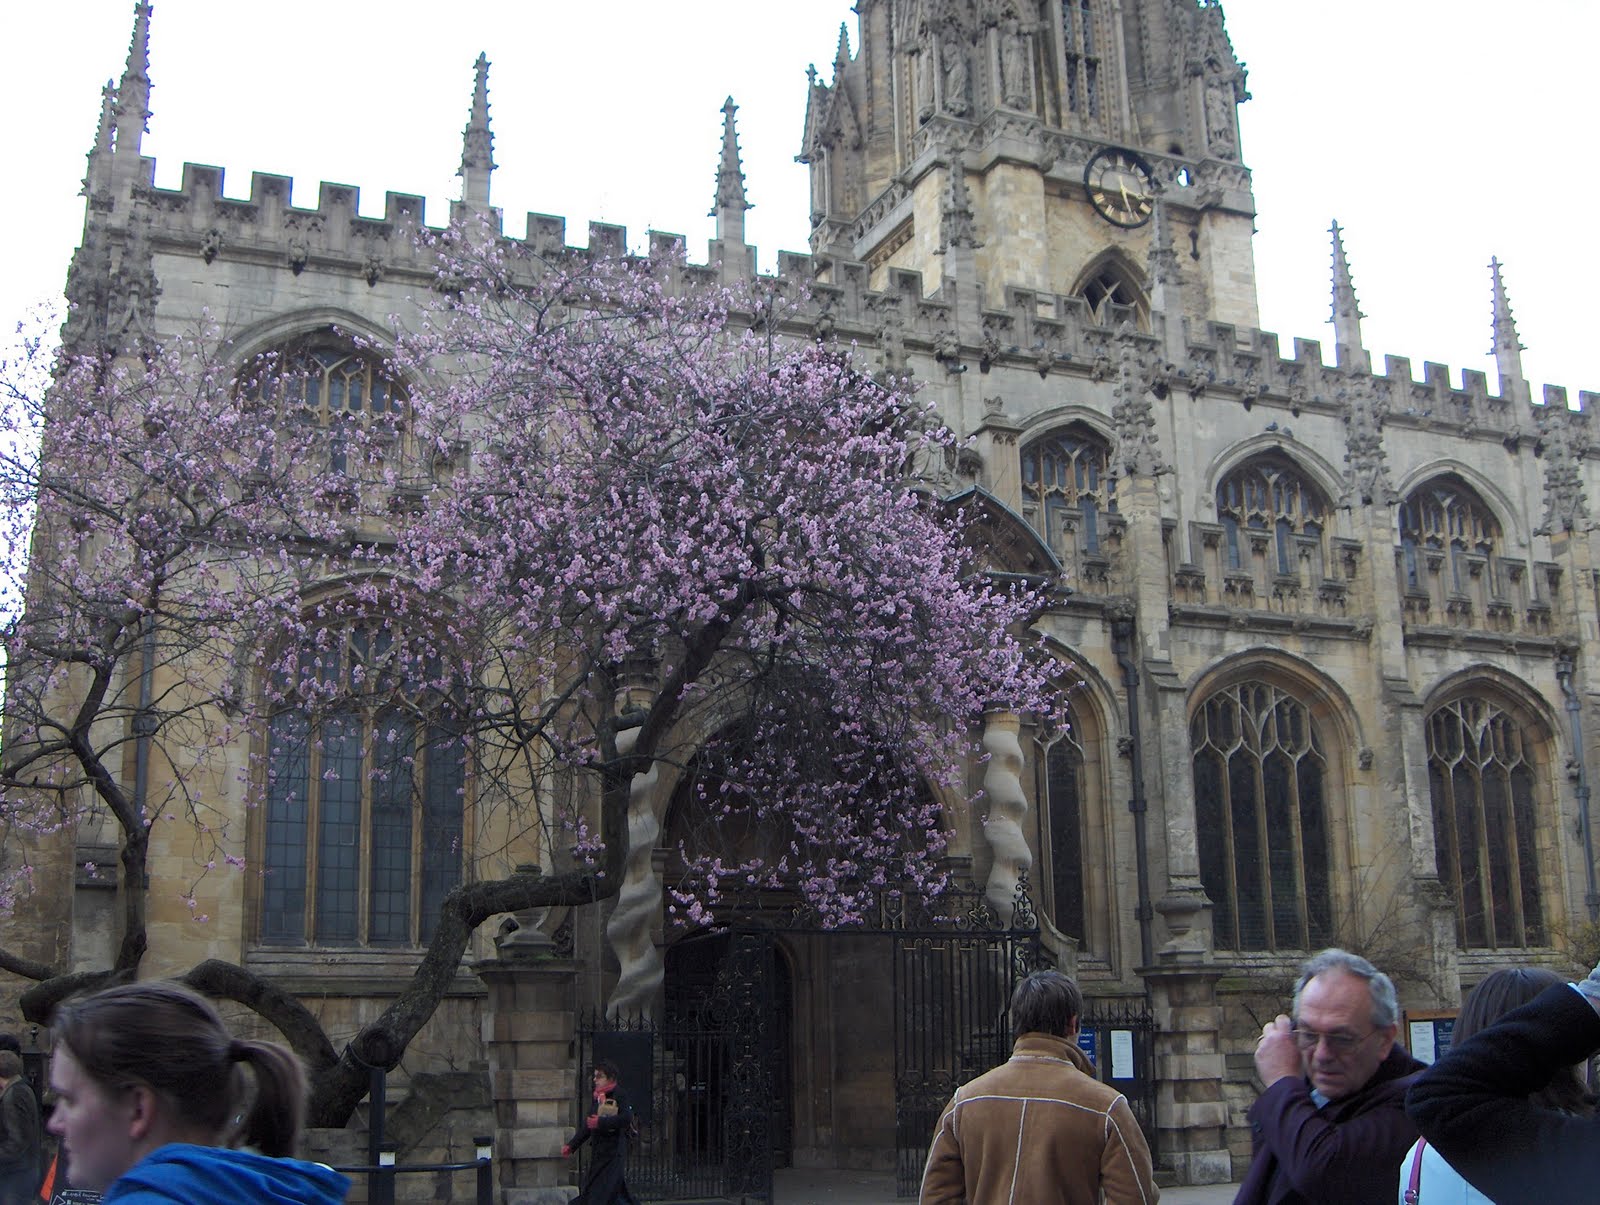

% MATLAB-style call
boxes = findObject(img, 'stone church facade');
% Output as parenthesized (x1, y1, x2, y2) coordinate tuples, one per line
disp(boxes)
(9, 0, 1600, 1192)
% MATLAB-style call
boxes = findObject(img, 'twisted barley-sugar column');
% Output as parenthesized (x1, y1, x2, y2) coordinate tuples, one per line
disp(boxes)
(981, 708, 1032, 927)
(604, 727, 664, 1017)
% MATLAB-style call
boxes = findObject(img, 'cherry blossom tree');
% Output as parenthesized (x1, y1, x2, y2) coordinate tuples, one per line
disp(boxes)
(0, 239, 1063, 1123)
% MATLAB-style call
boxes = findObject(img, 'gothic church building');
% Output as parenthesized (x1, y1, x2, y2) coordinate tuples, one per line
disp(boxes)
(10, 0, 1600, 1192)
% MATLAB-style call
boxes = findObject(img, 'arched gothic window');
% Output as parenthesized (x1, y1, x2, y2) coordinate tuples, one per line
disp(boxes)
(1191, 681, 1332, 951)
(242, 331, 404, 474)
(1040, 719, 1086, 945)
(1075, 260, 1146, 327)
(1216, 456, 1327, 576)
(260, 625, 465, 947)
(1399, 477, 1500, 594)
(1426, 694, 1545, 948)
(1021, 426, 1117, 554)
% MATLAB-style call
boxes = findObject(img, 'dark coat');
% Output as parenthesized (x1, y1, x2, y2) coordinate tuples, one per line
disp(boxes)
(567, 1085, 638, 1205)
(0, 1078, 41, 1205)
(1233, 1045, 1424, 1205)
(1406, 982, 1600, 1204)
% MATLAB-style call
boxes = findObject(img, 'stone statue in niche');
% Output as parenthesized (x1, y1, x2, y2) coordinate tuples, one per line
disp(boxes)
(999, 15, 1034, 109)
(1204, 68, 1239, 159)
(915, 44, 935, 122)
(941, 30, 970, 115)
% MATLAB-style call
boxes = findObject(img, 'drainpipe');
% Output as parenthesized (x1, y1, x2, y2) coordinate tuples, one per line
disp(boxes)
(1556, 653, 1599, 921)
(1110, 612, 1154, 967)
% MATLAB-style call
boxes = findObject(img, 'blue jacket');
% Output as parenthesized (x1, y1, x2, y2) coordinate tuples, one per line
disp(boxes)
(101, 1144, 348, 1204)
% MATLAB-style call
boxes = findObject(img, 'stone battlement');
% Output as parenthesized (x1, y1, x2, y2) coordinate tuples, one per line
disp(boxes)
(127, 155, 1595, 433)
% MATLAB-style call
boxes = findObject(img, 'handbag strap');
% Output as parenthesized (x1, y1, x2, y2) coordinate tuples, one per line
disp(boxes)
(1402, 1138, 1427, 1205)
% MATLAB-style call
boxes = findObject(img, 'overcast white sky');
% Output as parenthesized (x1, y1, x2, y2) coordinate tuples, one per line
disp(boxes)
(4, 2, 1595, 400)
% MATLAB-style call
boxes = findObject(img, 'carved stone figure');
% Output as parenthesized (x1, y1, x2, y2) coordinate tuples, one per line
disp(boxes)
(941, 31, 970, 115)
(999, 16, 1033, 109)
(1205, 70, 1238, 159)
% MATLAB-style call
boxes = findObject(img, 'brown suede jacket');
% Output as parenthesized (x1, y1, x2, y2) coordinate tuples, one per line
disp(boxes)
(919, 1031, 1159, 1205)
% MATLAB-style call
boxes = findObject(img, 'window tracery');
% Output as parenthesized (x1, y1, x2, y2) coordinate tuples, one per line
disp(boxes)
(1191, 681, 1332, 952)
(1426, 694, 1545, 949)
(241, 331, 404, 474)
(260, 624, 464, 948)
(1216, 456, 1327, 577)
(1399, 477, 1501, 595)
(1021, 425, 1117, 556)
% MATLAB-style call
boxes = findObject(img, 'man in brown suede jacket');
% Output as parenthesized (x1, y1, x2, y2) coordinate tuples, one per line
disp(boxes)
(919, 970, 1158, 1204)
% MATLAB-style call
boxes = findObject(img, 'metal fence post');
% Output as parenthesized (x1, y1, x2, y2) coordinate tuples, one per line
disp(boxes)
(375, 1143, 397, 1205)
(474, 1134, 493, 1204)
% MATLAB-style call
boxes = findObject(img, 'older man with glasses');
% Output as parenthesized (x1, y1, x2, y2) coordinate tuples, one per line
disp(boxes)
(1234, 949, 1425, 1205)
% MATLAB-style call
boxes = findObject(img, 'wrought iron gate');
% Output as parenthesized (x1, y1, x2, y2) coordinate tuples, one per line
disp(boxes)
(578, 930, 778, 1203)
(891, 929, 1022, 1195)
(576, 883, 1141, 1203)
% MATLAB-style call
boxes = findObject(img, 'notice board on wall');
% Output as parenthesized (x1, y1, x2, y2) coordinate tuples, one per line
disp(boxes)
(1404, 1009, 1458, 1065)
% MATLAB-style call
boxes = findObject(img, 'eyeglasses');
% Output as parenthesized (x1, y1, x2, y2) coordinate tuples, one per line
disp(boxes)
(1291, 1024, 1379, 1055)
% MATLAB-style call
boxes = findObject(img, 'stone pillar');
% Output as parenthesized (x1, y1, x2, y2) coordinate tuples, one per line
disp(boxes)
(475, 955, 579, 1205)
(980, 707, 1032, 924)
(1146, 966, 1231, 1185)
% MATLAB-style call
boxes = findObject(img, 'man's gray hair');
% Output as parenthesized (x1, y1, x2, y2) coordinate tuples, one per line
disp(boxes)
(1292, 948, 1399, 1028)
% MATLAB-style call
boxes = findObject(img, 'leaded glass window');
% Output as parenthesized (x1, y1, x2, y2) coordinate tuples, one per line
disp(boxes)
(261, 628, 464, 947)
(1217, 457, 1327, 575)
(1426, 696, 1544, 948)
(1042, 723, 1086, 944)
(1399, 477, 1500, 593)
(1021, 427, 1117, 553)
(1192, 682, 1331, 951)
(242, 333, 404, 474)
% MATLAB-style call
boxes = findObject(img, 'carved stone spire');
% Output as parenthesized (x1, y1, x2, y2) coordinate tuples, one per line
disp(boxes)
(711, 97, 750, 228)
(83, 79, 116, 205)
(834, 20, 851, 73)
(1490, 257, 1529, 405)
(458, 53, 494, 210)
(113, 1, 153, 163)
(1329, 220, 1368, 371)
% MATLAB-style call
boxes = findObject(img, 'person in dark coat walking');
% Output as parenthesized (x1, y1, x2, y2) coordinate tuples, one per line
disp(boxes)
(1234, 948, 1425, 1205)
(0, 1049, 41, 1205)
(1406, 959, 1600, 1203)
(562, 1060, 639, 1205)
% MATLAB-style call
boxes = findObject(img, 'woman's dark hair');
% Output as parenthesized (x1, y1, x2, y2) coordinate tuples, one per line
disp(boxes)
(52, 981, 308, 1156)
(592, 1059, 621, 1084)
(1458, 967, 1590, 1114)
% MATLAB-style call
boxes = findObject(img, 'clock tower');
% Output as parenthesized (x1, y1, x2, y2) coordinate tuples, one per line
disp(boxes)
(799, 0, 1259, 330)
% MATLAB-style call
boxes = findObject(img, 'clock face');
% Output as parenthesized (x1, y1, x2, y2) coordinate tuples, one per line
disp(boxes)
(1084, 148, 1157, 228)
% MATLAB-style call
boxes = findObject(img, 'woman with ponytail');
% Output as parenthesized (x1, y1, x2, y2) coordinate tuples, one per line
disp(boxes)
(45, 981, 347, 1203)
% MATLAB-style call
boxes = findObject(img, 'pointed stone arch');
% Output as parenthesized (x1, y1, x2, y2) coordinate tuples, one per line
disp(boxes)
(1016, 421, 1120, 565)
(1419, 667, 1560, 950)
(1186, 649, 1364, 952)
(1395, 471, 1508, 598)
(1209, 448, 1334, 580)
(1029, 647, 1123, 966)
(1069, 250, 1149, 328)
